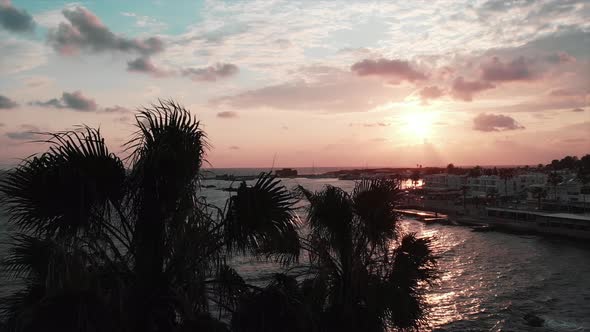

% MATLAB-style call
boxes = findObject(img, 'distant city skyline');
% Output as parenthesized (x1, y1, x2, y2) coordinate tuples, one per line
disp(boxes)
(1, 0, 588, 167)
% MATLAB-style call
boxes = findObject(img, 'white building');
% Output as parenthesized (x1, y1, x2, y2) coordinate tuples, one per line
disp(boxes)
(467, 172, 547, 198)
(425, 172, 549, 198)
(423, 174, 466, 191)
(553, 176, 590, 203)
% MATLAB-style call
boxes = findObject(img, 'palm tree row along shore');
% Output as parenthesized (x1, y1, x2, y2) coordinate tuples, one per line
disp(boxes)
(0, 100, 437, 332)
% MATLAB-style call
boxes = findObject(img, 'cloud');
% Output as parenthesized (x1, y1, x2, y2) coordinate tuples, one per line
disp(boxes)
(350, 122, 390, 127)
(120, 12, 167, 31)
(211, 67, 412, 113)
(217, 111, 238, 118)
(562, 138, 587, 144)
(0, 37, 47, 74)
(419, 86, 444, 101)
(48, 6, 164, 56)
(481, 56, 536, 82)
(103, 105, 132, 113)
(544, 51, 576, 64)
(229, 145, 240, 150)
(0, 0, 35, 32)
(182, 63, 239, 82)
(0, 94, 17, 109)
(127, 57, 166, 77)
(571, 108, 585, 112)
(549, 88, 578, 97)
(34, 91, 97, 111)
(451, 77, 495, 101)
(351, 58, 426, 83)
(479, 0, 536, 13)
(6, 124, 41, 140)
(473, 113, 525, 132)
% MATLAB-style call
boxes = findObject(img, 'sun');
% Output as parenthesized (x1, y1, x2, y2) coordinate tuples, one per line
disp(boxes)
(402, 111, 434, 140)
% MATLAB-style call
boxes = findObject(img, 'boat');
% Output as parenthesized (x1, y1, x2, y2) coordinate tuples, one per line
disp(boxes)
(423, 217, 448, 223)
(471, 225, 495, 232)
(395, 209, 448, 223)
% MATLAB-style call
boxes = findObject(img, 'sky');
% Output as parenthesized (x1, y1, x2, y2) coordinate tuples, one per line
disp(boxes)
(0, 0, 588, 168)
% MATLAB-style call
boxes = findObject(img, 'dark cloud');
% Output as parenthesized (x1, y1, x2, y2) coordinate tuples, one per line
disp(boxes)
(351, 58, 426, 83)
(419, 86, 444, 101)
(481, 56, 536, 82)
(229, 146, 240, 150)
(473, 113, 525, 132)
(544, 51, 576, 64)
(217, 111, 238, 118)
(571, 108, 585, 112)
(127, 57, 165, 76)
(0, 94, 18, 109)
(479, 0, 536, 13)
(0, 0, 35, 33)
(6, 124, 41, 140)
(48, 7, 163, 56)
(451, 77, 495, 101)
(103, 105, 132, 113)
(33, 91, 97, 111)
(182, 63, 239, 82)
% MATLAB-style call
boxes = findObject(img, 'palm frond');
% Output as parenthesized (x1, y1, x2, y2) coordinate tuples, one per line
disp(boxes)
(0, 127, 125, 238)
(231, 274, 313, 332)
(224, 173, 300, 263)
(352, 179, 400, 247)
(298, 185, 353, 250)
(125, 99, 208, 286)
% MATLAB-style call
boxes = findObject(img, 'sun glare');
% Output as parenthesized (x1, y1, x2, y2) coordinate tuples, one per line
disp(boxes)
(402, 111, 435, 140)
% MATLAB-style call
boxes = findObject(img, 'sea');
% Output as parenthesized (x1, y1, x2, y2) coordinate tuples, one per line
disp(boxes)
(1, 169, 589, 331)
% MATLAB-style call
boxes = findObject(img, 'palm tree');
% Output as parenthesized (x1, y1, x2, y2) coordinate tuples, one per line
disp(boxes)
(547, 171, 563, 201)
(0, 100, 300, 332)
(529, 186, 547, 210)
(232, 179, 437, 332)
(410, 170, 420, 189)
(460, 185, 468, 212)
(486, 187, 499, 207)
(499, 169, 514, 201)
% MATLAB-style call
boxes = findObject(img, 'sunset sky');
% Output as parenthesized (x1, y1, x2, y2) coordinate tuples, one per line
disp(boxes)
(0, 0, 588, 168)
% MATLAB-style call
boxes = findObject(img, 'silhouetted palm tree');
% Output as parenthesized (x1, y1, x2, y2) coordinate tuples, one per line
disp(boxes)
(0, 100, 299, 332)
(547, 172, 563, 201)
(410, 170, 420, 189)
(232, 179, 437, 332)
(529, 186, 547, 210)
(499, 169, 514, 200)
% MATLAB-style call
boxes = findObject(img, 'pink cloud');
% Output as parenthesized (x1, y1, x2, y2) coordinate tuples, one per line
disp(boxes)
(182, 63, 239, 82)
(481, 56, 536, 82)
(217, 111, 238, 118)
(473, 113, 525, 132)
(544, 51, 576, 64)
(419, 85, 444, 101)
(126, 57, 167, 77)
(351, 58, 426, 83)
(451, 77, 494, 101)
